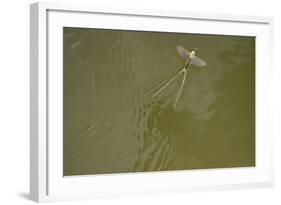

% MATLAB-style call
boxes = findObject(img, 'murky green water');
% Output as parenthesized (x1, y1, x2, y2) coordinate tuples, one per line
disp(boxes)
(63, 27, 255, 176)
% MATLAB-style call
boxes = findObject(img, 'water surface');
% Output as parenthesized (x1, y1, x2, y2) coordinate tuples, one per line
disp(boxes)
(63, 27, 255, 176)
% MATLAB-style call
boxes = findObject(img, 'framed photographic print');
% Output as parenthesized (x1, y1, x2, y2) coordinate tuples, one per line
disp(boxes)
(30, 2, 274, 202)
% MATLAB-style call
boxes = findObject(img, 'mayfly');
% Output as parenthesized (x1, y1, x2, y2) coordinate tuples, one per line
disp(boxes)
(148, 46, 207, 110)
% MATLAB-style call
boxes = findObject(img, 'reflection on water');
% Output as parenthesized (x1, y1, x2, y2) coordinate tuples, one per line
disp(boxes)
(63, 28, 255, 176)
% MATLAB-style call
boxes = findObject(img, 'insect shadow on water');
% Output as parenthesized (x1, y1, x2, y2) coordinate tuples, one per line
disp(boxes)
(145, 46, 207, 110)
(131, 100, 200, 172)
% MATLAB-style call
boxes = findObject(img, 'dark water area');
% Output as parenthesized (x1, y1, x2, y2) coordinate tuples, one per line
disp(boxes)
(63, 27, 255, 176)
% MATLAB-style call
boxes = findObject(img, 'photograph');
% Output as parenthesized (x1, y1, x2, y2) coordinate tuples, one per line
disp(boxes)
(63, 27, 256, 176)
(0, 0, 279, 204)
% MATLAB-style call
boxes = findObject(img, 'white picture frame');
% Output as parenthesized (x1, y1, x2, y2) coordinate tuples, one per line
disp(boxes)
(30, 1, 274, 202)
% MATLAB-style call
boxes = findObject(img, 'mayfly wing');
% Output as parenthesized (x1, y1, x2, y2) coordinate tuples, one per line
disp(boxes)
(176, 46, 190, 60)
(191, 56, 207, 67)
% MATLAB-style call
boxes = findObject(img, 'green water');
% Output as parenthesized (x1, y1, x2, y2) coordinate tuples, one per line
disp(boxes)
(63, 27, 255, 176)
